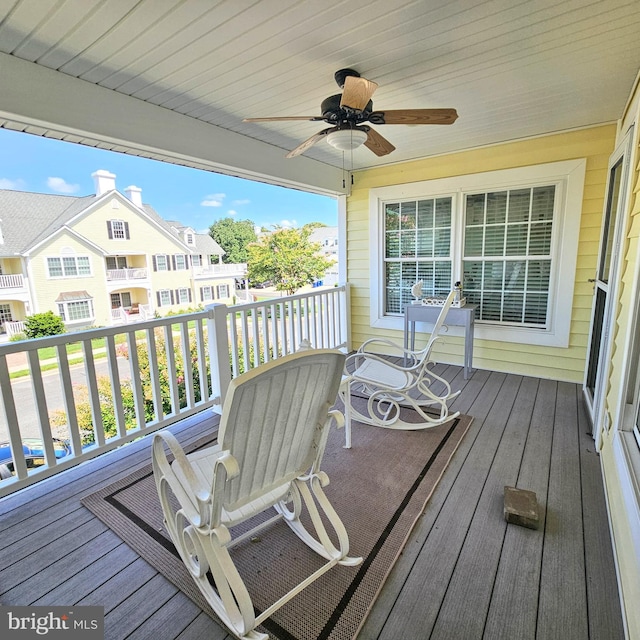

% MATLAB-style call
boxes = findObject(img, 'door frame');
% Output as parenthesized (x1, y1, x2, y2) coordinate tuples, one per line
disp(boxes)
(584, 126, 634, 445)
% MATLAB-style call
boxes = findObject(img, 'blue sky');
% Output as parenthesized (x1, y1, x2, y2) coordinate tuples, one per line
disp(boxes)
(0, 128, 337, 232)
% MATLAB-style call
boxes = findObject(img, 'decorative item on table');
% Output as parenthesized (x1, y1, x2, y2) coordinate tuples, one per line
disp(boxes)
(421, 281, 466, 308)
(410, 280, 423, 303)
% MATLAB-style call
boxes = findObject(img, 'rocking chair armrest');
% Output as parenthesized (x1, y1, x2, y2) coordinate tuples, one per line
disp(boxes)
(357, 338, 423, 366)
(328, 409, 345, 430)
(358, 337, 406, 357)
(152, 432, 239, 528)
(310, 409, 346, 476)
(345, 350, 422, 378)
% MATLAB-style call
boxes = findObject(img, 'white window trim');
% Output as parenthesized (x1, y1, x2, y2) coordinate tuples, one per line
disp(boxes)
(369, 159, 586, 347)
(58, 299, 94, 324)
(46, 255, 92, 278)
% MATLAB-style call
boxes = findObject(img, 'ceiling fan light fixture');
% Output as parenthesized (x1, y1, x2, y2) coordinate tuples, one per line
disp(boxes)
(326, 128, 368, 151)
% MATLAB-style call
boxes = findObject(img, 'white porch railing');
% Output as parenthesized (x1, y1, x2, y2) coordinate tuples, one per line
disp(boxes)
(3, 321, 26, 337)
(0, 285, 350, 497)
(111, 304, 153, 323)
(193, 263, 247, 278)
(106, 268, 148, 281)
(0, 274, 25, 289)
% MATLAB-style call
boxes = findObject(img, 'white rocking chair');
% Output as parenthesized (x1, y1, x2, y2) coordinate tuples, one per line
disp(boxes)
(151, 349, 362, 640)
(340, 290, 461, 446)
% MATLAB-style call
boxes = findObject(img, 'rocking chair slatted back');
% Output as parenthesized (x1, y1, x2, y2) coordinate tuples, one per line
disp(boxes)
(217, 349, 345, 513)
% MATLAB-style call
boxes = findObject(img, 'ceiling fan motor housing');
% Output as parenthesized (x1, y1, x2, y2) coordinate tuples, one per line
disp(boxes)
(321, 94, 373, 123)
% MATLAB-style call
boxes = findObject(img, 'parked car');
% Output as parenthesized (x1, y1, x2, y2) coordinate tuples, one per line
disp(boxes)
(0, 438, 72, 479)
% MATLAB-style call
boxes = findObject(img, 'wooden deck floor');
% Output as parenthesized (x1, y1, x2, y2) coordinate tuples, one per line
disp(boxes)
(0, 366, 625, 639)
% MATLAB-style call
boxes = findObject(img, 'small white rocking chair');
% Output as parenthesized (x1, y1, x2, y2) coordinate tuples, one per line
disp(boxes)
(340, 290, 461, 446)
(152, 349, 362, 640)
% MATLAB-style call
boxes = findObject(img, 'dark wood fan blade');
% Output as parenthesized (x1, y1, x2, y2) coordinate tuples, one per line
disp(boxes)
(363, 126, 395, 156)
(340, 76, 378, 111)
(368, 108, 458, 125)
(244, 116, 324, 122)
(285, 128, 334, 158)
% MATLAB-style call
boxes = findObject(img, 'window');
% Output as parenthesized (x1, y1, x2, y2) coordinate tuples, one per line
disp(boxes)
(186, 233, 195, 245)
(154, 255, 169, 271)
(110, 292, 131, 309)
(192, 254, 202, 267)
(176, 287, 191, 304)
(106, 256, 127, 270)
(47, 256, 91, 278)
(174, 254, 187, 270)
(107, 220, 130, 239)
(157, 289, 173, 306)
(57, 299, 93, 323)
(200, 286, 214, 302)
(384, 198, 452, 313)
(369, 160, 586, 347)
(463, 186, 555, 327)
(0, 303, 12, 325)
(217, 284, 230, 298)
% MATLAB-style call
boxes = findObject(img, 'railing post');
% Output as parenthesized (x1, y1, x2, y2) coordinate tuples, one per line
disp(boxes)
(341, 283, 351, 352)
(206, 303, 232, 413)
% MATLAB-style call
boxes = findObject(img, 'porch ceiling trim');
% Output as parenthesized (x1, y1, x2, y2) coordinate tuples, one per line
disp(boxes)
(0, 53, 345, 197)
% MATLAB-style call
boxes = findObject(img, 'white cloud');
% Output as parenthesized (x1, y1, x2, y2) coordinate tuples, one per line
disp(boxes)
(227, 209, 238, 216)
(280, 219, 298, 228)
(201, 192, 226, 207)
(47, 177, 80, 194)
(0, 177, 26, 190)
(232, 199, 250, 205)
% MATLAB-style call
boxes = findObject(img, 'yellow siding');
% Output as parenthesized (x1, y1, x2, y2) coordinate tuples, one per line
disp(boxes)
(29, 230, 111, 323)
(347, 125, 616, 382)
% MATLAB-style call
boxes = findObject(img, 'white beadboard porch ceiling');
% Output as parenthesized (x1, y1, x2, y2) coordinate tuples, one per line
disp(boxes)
(1, 0, 639, 195)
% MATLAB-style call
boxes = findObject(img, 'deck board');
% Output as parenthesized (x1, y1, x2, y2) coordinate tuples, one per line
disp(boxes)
(483, 377, 556, 639)
(0, 368, 624, 639)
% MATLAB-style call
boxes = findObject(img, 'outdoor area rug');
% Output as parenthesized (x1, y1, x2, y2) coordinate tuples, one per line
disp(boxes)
(82, 402, 472, 640)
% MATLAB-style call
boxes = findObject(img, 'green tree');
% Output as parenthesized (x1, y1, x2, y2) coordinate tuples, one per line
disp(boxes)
(24, 311, 66, 338)
(247, 226, 334, 295)
(210, 217, 257, 264)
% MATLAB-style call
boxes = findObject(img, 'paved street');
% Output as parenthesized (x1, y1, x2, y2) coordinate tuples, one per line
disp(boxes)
(0, 357, 132, 442)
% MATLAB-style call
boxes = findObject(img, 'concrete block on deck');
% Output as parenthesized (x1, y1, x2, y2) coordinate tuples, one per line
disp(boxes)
(504, 486, 539, 529)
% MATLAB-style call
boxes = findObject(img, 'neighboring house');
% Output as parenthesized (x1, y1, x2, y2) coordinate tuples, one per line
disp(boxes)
(0, 170, 246, 333)
(309, 226, 339, 286)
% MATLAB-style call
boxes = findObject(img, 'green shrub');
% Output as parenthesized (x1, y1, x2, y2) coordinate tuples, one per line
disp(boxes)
(24, 311, 66, 338)
(8, 332, 26, 342)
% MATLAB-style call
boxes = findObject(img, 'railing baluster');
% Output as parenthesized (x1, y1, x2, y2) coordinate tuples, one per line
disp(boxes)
(180, 320, 195, 409)
(56, 343, 83, 455)
(164, 323, 179, 416)
(82, 340, 105, 448)
(0, 354, 28, 479)
(147, 328, 163, 423)
(127, 328, 145, 430)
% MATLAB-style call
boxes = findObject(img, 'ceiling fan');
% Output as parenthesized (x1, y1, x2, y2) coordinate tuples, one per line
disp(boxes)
(244, 68, 458, 159)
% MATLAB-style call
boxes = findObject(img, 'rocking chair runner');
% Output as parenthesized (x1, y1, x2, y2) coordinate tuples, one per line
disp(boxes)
(152, 349, 362, 640)
(340, 290, 461, 447)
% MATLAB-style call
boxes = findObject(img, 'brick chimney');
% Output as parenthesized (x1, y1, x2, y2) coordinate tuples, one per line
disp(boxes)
(124, 185, 142, 208)
(92, 170, 116, 196)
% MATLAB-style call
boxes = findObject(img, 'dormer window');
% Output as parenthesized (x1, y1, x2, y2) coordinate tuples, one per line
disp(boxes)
(185, 232, 195, 245)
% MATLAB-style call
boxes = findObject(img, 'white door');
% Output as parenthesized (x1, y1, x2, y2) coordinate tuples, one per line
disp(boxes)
(584, 129, 633, 440)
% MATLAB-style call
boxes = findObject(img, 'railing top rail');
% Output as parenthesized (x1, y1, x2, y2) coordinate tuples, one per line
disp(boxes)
(231, 284, 346, 314)
(0, 310, 211, 355)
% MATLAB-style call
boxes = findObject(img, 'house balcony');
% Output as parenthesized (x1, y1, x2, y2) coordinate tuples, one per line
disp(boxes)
(105, 268, 150, 293)
(0, 284, 625, 638)
(0, 273, 29, 302)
